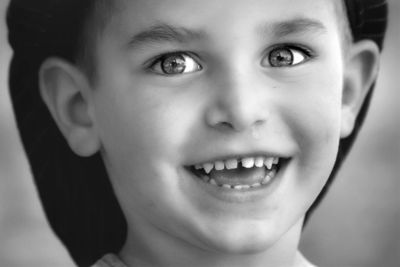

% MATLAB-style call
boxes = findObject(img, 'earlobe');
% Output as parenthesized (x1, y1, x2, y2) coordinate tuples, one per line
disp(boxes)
(39, 58, 100, 157)
(341, 40, 380, 138)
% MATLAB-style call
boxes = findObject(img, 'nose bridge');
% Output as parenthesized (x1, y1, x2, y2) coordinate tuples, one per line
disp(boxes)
(206, 63, 270, 132)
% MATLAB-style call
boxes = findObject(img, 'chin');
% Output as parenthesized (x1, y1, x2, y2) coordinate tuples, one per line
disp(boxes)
(226, 242, 271, 255)
(209, 235, 273, 255)
(197, 221, 279, 255)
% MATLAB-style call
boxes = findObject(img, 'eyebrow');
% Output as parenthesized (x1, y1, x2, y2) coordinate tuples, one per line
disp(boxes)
(126, 18, 327, 49)
(264, 18, 327, 38)
(127, 23, 206, 49)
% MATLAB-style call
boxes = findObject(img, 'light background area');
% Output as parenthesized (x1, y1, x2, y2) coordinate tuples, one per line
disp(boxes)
(0, 1, 398, 267)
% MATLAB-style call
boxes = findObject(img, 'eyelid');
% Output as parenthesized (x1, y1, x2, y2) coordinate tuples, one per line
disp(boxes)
(269, 43, 314, 57)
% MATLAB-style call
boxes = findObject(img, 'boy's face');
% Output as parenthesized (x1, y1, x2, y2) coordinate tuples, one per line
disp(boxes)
(91, 0, 344, 255)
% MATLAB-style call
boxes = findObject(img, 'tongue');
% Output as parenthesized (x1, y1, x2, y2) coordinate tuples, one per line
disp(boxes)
(209, 167, 266, 186)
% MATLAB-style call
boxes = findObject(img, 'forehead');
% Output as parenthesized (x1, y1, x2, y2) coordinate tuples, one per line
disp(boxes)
(103, 0, 341, 40)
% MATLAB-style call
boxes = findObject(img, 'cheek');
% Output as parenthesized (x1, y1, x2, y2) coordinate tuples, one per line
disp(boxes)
(91, 88, 190, 208)
(91, 86, 206, 231)
(283, 71, 343, 169)
(92, 82, 202, 172)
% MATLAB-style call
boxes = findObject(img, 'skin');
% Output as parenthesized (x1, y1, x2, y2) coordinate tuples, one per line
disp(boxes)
(39, 0, 380, 266)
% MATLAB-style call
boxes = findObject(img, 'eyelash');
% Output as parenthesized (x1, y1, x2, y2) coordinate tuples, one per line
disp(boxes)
(146, 44, 315, 76)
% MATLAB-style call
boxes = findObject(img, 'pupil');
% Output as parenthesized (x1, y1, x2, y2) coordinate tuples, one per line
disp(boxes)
(162, 55, 186, 74)
(269, 48, 293, 67)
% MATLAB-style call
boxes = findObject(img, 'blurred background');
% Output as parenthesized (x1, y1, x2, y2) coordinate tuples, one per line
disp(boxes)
(0, 0, 398, 266)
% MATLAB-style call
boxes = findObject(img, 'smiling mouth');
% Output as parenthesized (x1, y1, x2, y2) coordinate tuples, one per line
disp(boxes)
(186, 156, 285, 190)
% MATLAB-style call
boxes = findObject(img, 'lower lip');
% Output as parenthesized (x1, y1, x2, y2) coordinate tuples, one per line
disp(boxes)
(184, 163, 286, 204)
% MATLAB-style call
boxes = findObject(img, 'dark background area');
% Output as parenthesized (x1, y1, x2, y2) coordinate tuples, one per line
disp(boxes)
(0, 0, 399, 266)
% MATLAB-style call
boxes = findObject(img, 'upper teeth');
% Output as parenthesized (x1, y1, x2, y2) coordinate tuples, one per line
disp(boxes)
(194, 156, 280, 174)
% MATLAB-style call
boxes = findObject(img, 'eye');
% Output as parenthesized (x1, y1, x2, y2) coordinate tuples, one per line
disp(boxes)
(149, 52, 202, 75)
(265, 46, 311, 67)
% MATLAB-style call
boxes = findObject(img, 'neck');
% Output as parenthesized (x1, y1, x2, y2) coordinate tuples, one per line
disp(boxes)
(119, 218, 308, 267)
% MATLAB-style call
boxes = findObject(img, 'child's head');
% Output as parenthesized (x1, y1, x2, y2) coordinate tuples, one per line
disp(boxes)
(7, 0, 388, 266)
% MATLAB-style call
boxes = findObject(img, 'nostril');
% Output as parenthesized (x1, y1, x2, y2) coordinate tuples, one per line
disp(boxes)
(215, 121, 235, 131)
(254, 119, 266, 126)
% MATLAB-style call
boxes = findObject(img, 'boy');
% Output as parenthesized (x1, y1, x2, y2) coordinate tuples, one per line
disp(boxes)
(6, 0, 388, 266)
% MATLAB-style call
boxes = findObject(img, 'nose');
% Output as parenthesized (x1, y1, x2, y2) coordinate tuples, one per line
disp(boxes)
(205, 70, 270, 133)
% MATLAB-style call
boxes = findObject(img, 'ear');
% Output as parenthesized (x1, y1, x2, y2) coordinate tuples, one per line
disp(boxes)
(39, 58, 100, 157)
(340, 40, 381, 138)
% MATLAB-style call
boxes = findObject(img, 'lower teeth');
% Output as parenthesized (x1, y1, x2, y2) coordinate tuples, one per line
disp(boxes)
(202, 169, 276, 190)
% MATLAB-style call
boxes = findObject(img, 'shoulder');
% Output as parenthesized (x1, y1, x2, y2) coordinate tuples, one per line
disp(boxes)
(91, 254, 127, 267)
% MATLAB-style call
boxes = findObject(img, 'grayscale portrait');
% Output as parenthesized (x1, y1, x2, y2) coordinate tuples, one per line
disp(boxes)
(0, 0, 398, 266)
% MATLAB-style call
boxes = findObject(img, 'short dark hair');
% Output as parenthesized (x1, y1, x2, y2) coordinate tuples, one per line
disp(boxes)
(6, 0, 388, 266)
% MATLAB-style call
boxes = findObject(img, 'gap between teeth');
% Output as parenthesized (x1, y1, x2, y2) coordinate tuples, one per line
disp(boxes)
(195, 156, 279, 174)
